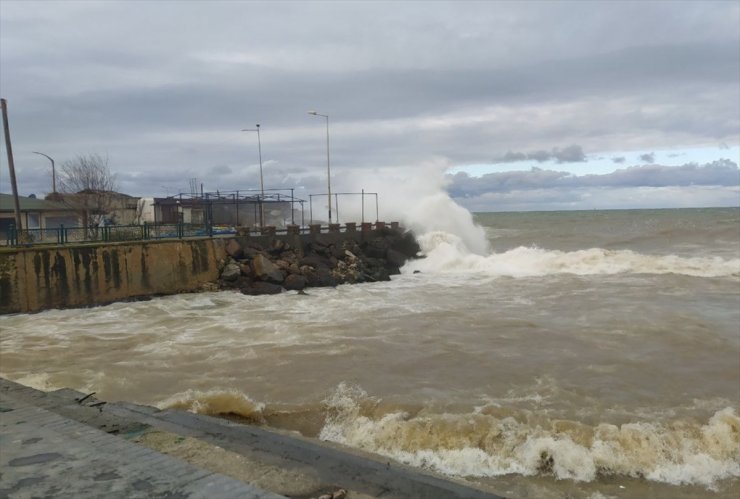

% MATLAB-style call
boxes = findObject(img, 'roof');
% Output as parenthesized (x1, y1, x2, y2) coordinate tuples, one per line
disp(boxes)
(0, 193, 73, 212)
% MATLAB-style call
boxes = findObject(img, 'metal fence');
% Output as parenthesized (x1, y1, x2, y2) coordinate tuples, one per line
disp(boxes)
(4, 221, 398, 247)
(4, 222, 222, 247)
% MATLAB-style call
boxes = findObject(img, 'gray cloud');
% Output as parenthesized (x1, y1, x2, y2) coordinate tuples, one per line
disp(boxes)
(495, 145, 587, 164)
(640, 153, 656, 163)
(447, 160, 740, 198)
(1, 1, 738, 209)
(612, 157, 626, 164)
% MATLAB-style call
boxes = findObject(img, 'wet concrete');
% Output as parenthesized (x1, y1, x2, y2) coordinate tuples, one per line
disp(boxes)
(0, 378, 505, 499)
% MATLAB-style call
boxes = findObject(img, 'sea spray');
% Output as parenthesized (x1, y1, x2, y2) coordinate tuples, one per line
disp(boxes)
(404, 233, 740, 278)
(337, 165, 489, 254)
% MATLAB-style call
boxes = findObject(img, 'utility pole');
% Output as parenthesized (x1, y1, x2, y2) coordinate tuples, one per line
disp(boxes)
(1, 98, 22, 230)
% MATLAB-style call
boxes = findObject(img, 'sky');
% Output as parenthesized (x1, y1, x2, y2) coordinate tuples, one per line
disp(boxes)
(0, 0, 739, 213)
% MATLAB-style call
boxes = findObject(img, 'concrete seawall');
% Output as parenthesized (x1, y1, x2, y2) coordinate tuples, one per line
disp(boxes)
(0, 226, 416, 314)
(0, 238, 227, 314)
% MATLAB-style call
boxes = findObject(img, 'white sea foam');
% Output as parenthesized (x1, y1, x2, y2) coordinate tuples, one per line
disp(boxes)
(403, 231, 740, 278)
(318, 384, 740, 489)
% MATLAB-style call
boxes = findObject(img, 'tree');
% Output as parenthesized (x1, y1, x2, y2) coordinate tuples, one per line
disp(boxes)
(58, 154, 119, 234)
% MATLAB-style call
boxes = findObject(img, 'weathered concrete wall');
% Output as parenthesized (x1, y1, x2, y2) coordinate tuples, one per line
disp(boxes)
(0, 238, 226, 314)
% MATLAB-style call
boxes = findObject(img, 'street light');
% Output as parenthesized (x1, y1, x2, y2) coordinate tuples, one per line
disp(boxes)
(32, 151, 56, 194)
(308, 110, 332, 224)
(241, 124, 264, 227)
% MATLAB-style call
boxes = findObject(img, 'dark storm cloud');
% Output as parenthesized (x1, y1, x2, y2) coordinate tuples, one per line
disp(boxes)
(612, 157, 626, 164)
(1, 0, 739, 207)
(640, 153, 656, 163)
(447, 160, 740, 198)
(494, 145, 586, 164)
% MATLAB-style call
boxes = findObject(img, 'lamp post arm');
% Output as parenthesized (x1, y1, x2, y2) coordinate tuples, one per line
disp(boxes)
(33, 151, 56, 193)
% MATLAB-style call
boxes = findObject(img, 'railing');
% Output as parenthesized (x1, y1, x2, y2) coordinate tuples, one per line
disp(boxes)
(4, 223, 215, 247)
(3, 221, 400, 247)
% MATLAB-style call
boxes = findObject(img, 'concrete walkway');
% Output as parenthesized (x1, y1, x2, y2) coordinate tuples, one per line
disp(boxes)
(0, 388, 282, 498)
(0, 379, 505, 499)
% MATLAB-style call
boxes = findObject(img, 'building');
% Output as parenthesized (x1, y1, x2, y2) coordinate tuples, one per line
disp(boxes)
(0, 193, 80, 242)
(149, 193, 300, 227)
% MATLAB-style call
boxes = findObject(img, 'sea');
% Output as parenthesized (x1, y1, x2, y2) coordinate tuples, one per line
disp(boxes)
(1, 207, 739, 499)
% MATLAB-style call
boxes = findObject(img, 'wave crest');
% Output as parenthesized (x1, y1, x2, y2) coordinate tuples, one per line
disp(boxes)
(158, 388, 265, 423)
(318, 384, 740, 489)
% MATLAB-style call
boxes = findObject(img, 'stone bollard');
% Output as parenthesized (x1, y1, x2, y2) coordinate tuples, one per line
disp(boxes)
(361, 222, 373, 232)
(375, 221, 386, 230)
(329, 223, 341, 233)
(286, 224, 300, 235)
(309, 224, 322, 235)
(390, 222, 399, 230)
(261, 226, 276, 236)
(345, 222, 356, 232)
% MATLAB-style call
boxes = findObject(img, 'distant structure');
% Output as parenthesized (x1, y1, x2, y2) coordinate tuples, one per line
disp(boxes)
(0, 193, 79, 240)
(143, 189, 305, 228)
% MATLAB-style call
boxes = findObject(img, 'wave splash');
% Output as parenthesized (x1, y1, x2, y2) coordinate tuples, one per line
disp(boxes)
(158, 388, 266, 424)
(159, 384, 740, 489)
(318, 384, 740, 489)
(404, 231, 740, 278)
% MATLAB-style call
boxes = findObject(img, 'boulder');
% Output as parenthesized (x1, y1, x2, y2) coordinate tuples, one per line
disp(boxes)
(241, 281, 283, 295)
(221, 262, 241, 281)
(243, 243, 265, 259)
(389, 231, 422, 257)
(224, 239, 244, 259)
(386, 248, 408, 269)
(304, 267, 334, 287)
(284, 274, 308, 291)
(252, 254, 285, 283)
(300, 254, 330, 269)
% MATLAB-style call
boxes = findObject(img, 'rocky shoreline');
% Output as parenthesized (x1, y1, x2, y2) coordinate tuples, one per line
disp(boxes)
(215, 227, 421, 295)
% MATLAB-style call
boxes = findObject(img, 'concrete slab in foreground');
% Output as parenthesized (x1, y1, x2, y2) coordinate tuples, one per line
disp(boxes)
(0, 389, 282, 498)
(0, 378, 506, 499)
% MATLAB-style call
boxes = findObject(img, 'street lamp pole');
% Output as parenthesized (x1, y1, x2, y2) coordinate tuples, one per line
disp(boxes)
(308, 111, 331, 224)
(32, 151, 56, 194)
(241, 125, 265, 227)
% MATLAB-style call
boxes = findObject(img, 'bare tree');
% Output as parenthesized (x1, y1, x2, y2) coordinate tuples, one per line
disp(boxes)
(58, 154, 119, 234)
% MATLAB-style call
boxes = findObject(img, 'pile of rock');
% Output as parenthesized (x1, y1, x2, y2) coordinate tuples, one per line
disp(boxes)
(217, 229, 421, 295)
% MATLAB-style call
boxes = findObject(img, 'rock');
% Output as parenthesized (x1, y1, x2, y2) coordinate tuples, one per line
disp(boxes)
(283, 274, 307, 291)
(198, 282, 220, 292)
(305, 267, 336, 287)
(362, 239, 388, 259)
(300, 254, 330, 269)
(389, 231, 422, 257)
(330, 244, 345, 259)
(221, 262, 241, 281)
(241, 281, 283, 295)
(252, 254, 285, 283)
(224, 239, 244, 259)
(386, 248, 407, 268)
(243, 243, 265, 258)
(214, 228, 421, 294)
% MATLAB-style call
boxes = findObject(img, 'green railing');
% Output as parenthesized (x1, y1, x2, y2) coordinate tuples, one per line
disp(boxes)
(4, 222, 221, 247)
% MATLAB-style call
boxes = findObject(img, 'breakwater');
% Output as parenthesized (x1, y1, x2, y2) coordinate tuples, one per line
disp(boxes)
(0, 223, 419, 314)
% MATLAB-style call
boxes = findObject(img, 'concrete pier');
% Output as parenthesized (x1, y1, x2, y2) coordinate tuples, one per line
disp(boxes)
(0, 379, 505, 499)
